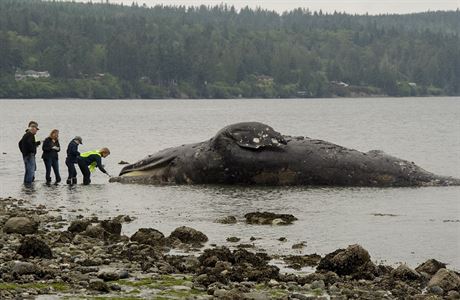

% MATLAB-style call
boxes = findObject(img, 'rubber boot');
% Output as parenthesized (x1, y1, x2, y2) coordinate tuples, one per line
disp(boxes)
(71, 177, 77, 185)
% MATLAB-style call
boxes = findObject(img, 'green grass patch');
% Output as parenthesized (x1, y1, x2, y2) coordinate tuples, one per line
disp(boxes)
(157, 288, 205, 298)
(252, 283, 288, 299)
(115, 275, 193, 289)
(115, 278, 155, 287)
(311, 288, 324, 296)
(0, 282, 70, 291)
(268, 289, 288, 298)
(63, 296, 141, 300)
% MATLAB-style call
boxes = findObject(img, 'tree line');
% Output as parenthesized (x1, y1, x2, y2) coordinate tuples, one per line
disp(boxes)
(0, 0, 459, 99)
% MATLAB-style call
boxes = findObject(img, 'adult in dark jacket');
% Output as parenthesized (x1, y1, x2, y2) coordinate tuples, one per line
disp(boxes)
(18, 121, 41, 184)
(78, 148, 111, 185)
(65, 136, 82, 185)
(42, 129, 61, 184)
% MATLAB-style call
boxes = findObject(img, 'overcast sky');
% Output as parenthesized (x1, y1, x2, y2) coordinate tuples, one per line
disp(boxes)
(105, 0, 459, 14)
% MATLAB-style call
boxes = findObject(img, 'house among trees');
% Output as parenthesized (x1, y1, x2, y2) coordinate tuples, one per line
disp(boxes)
(296, 90, 309, 97)
(94, 73, 106, 80)
(331, 81, 349, 87)
(15, 70, 50, 81)
(255, 75, 274, 84)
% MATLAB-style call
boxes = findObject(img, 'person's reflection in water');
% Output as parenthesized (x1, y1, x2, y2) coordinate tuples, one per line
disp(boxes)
(20, 184, 36, 196)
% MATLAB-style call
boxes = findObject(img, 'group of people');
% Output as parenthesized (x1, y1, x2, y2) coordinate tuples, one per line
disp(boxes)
(18, 121, 111, 186)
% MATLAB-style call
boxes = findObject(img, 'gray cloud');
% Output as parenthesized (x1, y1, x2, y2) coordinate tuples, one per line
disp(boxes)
(104, 0, 459, 14)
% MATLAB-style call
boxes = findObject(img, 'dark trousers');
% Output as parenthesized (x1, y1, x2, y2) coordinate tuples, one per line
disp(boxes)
(43, 158, 61, 183)
(77, 160, 91, 185)
(66, 160, 77, 180)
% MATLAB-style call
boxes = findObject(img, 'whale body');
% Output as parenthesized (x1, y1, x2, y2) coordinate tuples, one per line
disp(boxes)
(109, 122, 460, 186)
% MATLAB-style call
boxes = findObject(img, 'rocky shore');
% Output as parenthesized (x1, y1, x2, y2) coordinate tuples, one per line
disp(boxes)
(0, 196, 459, 299)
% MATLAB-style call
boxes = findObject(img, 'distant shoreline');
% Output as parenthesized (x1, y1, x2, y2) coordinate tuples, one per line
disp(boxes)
(1, 95, 458, 100)
(2, 2, 458, 100)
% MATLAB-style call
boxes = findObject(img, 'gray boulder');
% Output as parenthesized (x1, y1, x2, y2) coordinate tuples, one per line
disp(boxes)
(11, 261, 40, 276)
(428, 268, 460, 292)
(97, 270, 120, 282)
(3, 217, 38, 234)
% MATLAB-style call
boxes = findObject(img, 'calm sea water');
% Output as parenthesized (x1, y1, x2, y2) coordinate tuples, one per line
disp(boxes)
(0, 98, 459, 270)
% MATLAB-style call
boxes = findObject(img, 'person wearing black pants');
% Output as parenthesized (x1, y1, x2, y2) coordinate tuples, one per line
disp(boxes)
(77, 148, 111, 185)
(42, 129, 61, 184)
(65, 136, 82, 185)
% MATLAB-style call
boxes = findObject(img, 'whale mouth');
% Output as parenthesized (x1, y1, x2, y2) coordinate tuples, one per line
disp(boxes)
(119, 155, 176, 176)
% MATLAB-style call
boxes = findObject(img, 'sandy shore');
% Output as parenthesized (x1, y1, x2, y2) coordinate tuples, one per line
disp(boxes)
(0, 196, 459, 299)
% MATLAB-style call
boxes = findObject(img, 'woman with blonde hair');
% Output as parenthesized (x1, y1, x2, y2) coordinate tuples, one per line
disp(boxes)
(42, 129, 61, 184)
(77, 147, 111, 185)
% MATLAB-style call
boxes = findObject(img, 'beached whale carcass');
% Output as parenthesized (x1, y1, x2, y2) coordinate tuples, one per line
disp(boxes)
(109, 122, 460, 186)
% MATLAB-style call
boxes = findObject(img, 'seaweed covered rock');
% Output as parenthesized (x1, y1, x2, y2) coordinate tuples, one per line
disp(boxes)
(317, 244, 377, 279)
(130, 228, 165, 245)
(100, 219, 122, 235)
(83, 224, 109, 240)
(226, 236, 240, 243)
(166, 255, 201, 273)
(89, 278, 110, 292)
(215, 216, 237, 224)
(244, 212, 297, 225)
(169, 226, 208, 244)
(415, 259, 447, 276)
(391, 264, 421, 281)
(68, 219, 91, 233)
(17, 236, 53, 259)
(195, 247, 279, 286)
(118, 243, 164, 262)
(55, 230, 75, 244)
(283, 254, 322, 270)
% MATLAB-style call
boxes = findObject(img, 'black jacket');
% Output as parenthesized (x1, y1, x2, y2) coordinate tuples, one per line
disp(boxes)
(42, 137, 60, 160)
(18, 131, 40, 157)
(66, 140, 80, 163)
(78, 154, 107, 174)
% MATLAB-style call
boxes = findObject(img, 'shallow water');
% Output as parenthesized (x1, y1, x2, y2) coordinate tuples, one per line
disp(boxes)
(0, 98, 459, 270)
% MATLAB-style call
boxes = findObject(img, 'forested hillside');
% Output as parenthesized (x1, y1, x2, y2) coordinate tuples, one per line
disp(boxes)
(0, 0, 459, 98)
